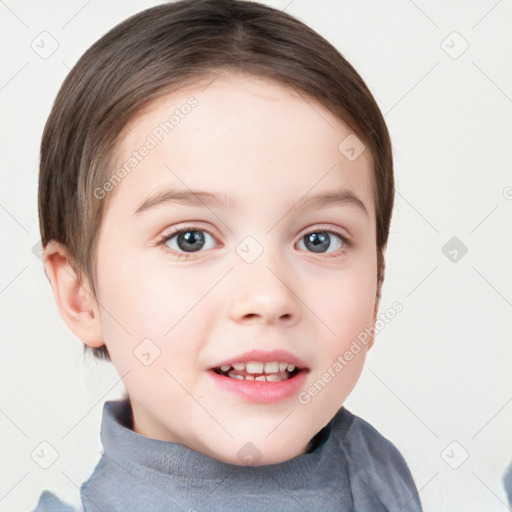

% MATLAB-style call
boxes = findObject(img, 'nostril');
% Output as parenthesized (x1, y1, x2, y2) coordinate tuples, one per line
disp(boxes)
(240, 313, 293, 323)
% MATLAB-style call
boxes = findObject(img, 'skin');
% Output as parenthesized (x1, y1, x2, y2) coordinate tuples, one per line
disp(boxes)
(44, 70, 381, 465)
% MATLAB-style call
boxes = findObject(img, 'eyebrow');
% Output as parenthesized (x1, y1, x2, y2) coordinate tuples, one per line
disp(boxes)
(133, 188, 368, 217)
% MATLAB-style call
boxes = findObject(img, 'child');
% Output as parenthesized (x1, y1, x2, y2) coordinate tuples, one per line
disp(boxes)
(34, 0, 422, 510)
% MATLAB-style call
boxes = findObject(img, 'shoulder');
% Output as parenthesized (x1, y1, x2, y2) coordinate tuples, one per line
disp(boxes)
(332, 407, 423, 511)
(32, 490, 83, 512)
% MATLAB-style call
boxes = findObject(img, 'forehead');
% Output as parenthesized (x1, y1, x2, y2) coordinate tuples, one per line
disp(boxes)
(107, 71, 374, 220)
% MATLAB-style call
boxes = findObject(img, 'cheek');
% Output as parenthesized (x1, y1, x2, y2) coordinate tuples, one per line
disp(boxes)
(306, 262, 376, 406)
(309, 258, 378, 341)
(96, 250, 212, 364)
(97, 244, 191, 331)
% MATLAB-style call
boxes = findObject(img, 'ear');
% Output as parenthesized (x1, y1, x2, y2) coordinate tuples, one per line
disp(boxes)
(368, 248, 386, 351)
(43, 240, 104, 349)
(367, 280, 381, 351)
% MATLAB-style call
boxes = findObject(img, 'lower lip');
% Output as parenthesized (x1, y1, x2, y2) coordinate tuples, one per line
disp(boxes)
(207, 369, 308, 403)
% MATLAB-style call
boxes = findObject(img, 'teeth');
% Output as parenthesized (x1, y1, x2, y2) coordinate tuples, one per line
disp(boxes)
(226, 370, 290, 382)
(216, 361, 300, 377)
(245, 362, 264, 374)
(264, 361, 279, 374)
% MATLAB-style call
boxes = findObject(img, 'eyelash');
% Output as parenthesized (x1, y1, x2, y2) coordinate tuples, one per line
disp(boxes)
(156, 224, 352, 260)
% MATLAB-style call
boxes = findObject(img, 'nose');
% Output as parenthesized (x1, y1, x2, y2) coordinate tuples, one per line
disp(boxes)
(228, 257, 301, 327)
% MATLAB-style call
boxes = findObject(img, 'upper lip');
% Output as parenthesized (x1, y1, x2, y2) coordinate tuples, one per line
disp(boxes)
(209, 349, 308, 370)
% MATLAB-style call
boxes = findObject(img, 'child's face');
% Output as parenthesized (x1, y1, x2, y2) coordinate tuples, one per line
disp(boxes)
(92, 72, 378, 464)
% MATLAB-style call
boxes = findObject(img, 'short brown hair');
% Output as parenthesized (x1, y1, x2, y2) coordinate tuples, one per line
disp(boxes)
(38, 0, 394, 362)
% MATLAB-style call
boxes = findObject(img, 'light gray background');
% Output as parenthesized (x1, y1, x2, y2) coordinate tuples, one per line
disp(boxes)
(1, 1, 511, 511)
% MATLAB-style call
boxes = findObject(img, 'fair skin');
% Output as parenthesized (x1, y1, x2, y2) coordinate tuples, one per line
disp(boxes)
(44, 71, 381, 465)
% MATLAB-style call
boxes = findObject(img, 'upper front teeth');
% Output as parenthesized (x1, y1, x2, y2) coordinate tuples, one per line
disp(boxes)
(219, 361, 296, 374)
(247, 362, 264, 373)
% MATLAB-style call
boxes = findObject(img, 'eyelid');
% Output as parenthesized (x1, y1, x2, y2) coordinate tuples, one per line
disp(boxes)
(298, 223, 351, 242)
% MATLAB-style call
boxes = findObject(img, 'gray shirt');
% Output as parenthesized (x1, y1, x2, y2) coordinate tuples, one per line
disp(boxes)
(33, 398, 422, 511)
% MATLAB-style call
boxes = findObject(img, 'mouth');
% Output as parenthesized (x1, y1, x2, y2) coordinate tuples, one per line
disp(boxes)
(211, 361, 304, 382)
(207, 349, 310, 403)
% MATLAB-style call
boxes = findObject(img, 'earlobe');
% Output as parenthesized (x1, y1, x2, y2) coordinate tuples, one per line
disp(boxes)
(43, 240, 104, 349)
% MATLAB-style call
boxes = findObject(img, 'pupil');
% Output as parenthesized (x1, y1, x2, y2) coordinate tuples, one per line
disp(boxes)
(305, 232, 329, 253)
(178, 230, 205, 252)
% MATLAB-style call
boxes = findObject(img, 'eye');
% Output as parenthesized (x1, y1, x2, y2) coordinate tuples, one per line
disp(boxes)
(157, 226, 218, 257)
(296, 227, 350, 256)
(157, 224, 350, 260)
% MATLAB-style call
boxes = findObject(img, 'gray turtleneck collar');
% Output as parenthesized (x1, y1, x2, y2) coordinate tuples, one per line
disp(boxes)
(34, 398, 422, 511)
